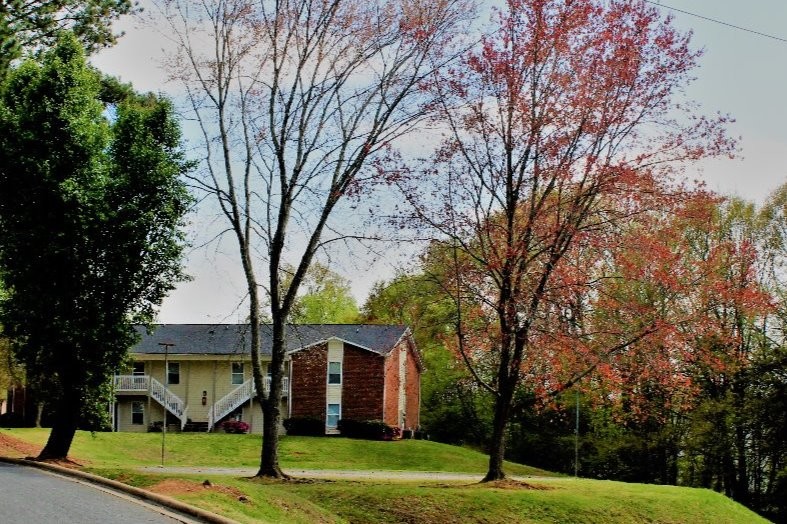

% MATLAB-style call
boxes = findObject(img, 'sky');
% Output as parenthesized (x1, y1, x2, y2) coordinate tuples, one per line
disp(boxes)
(90, 1, 787, 324)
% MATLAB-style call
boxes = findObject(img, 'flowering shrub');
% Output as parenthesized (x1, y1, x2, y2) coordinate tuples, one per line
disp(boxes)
(221, 419, 250, 434)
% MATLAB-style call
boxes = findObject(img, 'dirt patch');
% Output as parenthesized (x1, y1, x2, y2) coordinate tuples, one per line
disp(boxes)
(247, 475, 332, 485)
(149, 478, 249, 502)
(480, 479, 553, 490)
(0, 431, 42, 458)
(427, 479, 553, 491)
(34, 457, 84, 468)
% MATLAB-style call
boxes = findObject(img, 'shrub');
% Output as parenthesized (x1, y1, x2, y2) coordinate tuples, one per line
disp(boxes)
(0, 412, 25, 427)
(338, 419, 401, 441)
(221, 419, 250, 434)
(283, 417, 324, 436)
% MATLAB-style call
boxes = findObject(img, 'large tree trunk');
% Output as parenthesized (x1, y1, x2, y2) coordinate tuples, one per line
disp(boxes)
(255, 314, 289, 479)
(258, 397, 285, 477)
(38, 380, 79, 460)
(35, 402, 44, 428)
(483, 383, 514, 482)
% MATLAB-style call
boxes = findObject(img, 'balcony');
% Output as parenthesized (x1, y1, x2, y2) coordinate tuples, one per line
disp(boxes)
(114, 374, 149, 391)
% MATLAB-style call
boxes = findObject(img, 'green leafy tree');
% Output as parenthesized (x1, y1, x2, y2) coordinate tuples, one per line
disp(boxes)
(0, 34, 192, 459)
(0, 0, 134, 77)
(289, 263, 359, 324)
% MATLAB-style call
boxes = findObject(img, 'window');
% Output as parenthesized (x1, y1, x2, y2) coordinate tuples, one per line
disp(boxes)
(231, 362, 244, 385)
(328, 361, 342, 385)
(132, 362, 145, 375)
(327, 403, 340, 429)
(167, 362, 180, 385)
(131, 401, 144, 425)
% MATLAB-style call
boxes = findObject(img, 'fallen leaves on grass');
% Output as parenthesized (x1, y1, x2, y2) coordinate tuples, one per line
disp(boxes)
(0, 431, 42, 457)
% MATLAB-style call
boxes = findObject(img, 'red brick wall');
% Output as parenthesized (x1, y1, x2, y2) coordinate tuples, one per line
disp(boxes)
(341, 344, 384, 421)
(404, 338, 421, 430)
(289, 343, 327, 420)
(382, 337, 422, 430)
(383, 343, 401, 427)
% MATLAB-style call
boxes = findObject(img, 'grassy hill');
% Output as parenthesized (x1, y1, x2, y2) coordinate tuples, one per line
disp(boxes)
(0, 428, 768, 523)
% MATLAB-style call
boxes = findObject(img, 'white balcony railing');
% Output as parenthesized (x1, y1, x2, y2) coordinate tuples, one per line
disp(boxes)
(113, 374, 149, 391)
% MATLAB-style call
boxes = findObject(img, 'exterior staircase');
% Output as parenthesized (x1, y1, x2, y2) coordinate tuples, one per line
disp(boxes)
(208, 377, 288, 431)
(208, 379, 255, 431)
(113, 375, 188, 430)
(149, 377, 188, 429)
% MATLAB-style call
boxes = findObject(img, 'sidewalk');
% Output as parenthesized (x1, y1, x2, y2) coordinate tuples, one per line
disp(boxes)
(137, 466, 561, 483)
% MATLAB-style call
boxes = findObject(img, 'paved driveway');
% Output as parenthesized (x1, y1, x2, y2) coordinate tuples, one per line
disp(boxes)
(0, 462, 199, 523)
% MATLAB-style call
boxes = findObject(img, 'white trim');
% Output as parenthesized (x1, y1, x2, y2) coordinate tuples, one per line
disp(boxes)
(131, 400, 145, 425)
(230, 361, 244, 385)
(326, 402, 341, 433)
(327, 361, 342, 385)
(285, 336, 375, 355)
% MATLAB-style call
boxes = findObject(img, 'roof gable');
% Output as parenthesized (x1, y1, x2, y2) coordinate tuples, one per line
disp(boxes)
(132, 324, 409, 357)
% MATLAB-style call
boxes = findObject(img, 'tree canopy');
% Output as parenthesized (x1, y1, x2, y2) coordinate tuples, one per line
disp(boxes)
(396, 0, 737, 481)
(0, 33, 192, 458)
(0, 0, 134, 77)
(289, 263, 359, 324)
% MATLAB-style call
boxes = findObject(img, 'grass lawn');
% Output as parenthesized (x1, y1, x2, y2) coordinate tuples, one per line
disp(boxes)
(86, 473, 769, 524)
(0, 428, 768, 523)
(0, 428, 551, 475)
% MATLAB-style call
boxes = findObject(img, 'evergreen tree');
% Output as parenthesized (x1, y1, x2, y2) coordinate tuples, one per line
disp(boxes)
(0, 33, 192, 459)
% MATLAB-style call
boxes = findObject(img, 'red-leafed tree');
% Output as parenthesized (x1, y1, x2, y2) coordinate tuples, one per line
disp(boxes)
(397, 0, 738, 481)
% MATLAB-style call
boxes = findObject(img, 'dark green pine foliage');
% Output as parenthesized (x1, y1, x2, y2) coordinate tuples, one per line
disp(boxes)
(0, 33, 192, 458)
(0, 0, 133, 79)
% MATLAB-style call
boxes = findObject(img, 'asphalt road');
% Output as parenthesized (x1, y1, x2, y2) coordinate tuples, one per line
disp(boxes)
(0, 462, 197, 523)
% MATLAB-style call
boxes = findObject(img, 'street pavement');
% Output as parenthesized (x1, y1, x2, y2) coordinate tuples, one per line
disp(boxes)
(0, 462, 199, 523)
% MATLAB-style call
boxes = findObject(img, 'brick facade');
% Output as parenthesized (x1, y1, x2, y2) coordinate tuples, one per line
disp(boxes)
(288, 333, 422, 433)
(383, 341, 402, 427)
(404, 338, 421, 429)
(342, 344, 385, 420)
(289, 343, 328, 420)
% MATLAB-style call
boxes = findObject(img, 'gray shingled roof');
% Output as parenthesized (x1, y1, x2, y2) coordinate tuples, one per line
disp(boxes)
(132, 324, 409, 357)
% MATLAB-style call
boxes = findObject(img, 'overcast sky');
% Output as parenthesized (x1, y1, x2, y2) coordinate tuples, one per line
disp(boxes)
(91, 1, 787, 324)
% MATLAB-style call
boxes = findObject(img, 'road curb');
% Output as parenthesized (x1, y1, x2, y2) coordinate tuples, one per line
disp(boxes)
(0, 456, 239, 524)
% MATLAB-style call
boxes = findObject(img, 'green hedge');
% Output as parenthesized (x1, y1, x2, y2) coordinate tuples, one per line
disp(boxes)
(283, 417, 324, 436)
(338, 419, 401, 440)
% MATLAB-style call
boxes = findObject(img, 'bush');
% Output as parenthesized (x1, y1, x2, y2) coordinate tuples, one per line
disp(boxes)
(338, 419, 401, 441)
(283, 417, 324, 436)
(0, 412, 26, 427)
(221, 419, 250, 434)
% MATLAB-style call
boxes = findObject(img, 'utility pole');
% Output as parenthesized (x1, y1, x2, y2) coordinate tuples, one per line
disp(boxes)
(158, 341, 175, 467)
(574, 389, 580, 478)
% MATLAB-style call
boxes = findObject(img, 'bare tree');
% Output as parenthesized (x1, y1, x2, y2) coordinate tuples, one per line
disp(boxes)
(159, 0, 470, 477)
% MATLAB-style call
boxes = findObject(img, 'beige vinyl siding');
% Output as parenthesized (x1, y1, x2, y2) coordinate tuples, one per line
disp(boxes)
(326, 339, 344, 433)
(119, 353, 289, 433)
